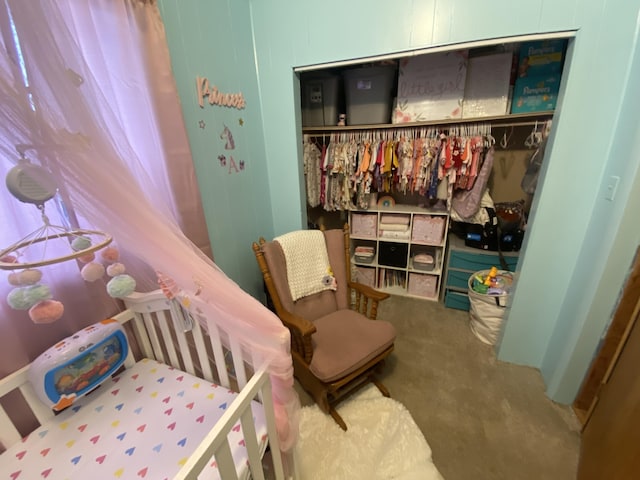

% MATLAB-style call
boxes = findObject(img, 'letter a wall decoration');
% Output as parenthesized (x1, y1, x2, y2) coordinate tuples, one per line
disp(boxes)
(217, 125, 245, 174)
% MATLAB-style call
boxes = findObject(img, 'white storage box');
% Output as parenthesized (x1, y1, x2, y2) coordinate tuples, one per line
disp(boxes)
(393, 50, 468, 124)
(462, 53, 513, 118)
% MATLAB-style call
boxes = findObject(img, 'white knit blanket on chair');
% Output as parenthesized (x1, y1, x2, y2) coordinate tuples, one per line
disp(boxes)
(274, 230, 334, 302)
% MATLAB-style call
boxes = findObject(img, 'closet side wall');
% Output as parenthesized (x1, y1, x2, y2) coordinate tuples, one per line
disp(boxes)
(249, 0, 640, 404)
(540, 26, 640, 403)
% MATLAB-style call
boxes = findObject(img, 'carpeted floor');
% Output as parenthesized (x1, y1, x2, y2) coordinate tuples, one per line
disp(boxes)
(294, 295, 581, 480)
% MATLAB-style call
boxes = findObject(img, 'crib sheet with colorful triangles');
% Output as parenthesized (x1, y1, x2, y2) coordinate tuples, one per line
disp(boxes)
(1, 358, 268, 480)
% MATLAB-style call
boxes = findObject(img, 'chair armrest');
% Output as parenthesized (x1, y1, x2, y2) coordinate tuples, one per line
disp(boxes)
(348, 281, 390, 302)
(277, 309, 316, 364)
(348, 281, 389, 320)
(278, 309, 316, 337)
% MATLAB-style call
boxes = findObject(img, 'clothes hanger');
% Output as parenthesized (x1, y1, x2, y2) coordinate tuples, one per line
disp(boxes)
(500, 126, 514, 149)
(524, 121, 543, 148)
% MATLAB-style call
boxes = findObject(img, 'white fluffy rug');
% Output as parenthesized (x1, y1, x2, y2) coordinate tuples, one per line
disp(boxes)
(294, 386, 444, 480)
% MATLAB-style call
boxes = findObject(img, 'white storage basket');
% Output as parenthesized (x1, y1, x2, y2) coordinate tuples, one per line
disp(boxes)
(467, 270, 513, 345)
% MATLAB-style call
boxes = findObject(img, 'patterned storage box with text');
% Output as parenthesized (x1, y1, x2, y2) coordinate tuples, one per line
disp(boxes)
(351, 213, 378, 238)
(411, 215, 446, 245)
(408, 273, 438, 298)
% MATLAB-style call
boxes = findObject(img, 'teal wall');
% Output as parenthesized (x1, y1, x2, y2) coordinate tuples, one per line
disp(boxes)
(157, 0, 273, 299)
(159, 0, 640, 404)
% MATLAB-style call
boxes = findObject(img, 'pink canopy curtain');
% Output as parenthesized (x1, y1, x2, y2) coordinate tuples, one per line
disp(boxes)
(57, 0, 213, 259)
(0, 6, 121, 378)
(0, 0, 298, 454)
(0, 0, 210, 377)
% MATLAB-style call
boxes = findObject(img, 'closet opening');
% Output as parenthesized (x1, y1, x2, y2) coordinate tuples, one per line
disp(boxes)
(295, 32, 575, 312)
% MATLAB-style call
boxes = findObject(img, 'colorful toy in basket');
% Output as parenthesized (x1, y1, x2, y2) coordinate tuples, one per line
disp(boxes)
(472, 267, 512, 295)
(28, 319, 128, 411)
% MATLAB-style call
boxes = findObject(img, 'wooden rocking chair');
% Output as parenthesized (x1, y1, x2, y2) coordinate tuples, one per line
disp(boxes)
(252, 224, 396, 430)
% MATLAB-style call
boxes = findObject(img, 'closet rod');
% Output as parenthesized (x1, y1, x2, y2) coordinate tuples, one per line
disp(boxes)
(490, 119, 552, 129)
(301, 111, 554, 133)
(302, 118, 552, 134)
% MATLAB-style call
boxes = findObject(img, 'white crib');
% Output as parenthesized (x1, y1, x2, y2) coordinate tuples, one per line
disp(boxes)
(0, 290, 288, 480)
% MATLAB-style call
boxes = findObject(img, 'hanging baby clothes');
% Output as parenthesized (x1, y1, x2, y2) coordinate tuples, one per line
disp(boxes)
(451, 146, 494, 220)
(302, 124, 494, 213)
(397, 136, 413, 194)
(303, 139, 322, 207)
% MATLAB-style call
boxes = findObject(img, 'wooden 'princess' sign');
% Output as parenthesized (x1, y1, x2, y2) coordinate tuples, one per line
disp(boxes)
(196, 76, 246, 109)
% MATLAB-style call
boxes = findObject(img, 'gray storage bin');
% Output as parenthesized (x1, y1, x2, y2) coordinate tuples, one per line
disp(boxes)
(301, 73, 341, 127)
(344, 65, 396, 125)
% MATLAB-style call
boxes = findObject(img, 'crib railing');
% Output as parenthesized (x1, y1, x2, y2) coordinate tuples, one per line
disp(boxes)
(0, 364, 55, 447)
(175, 361, 278, 480)
(0, 290, 285, 480)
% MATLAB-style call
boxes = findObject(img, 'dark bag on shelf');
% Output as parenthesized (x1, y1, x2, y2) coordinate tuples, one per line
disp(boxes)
(450, 207, 499, 251)
(463, 207, 499, 251)
(495, 201, 525, 252)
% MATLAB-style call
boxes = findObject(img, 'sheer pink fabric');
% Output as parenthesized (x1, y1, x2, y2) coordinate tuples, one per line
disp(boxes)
(0, 0, 298, 453)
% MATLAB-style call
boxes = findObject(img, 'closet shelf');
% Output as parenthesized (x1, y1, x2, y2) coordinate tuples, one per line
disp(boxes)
(301, 111, 554, 133)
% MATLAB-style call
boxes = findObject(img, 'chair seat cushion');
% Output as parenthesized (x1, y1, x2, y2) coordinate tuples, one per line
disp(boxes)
(309, 309, 396, 383)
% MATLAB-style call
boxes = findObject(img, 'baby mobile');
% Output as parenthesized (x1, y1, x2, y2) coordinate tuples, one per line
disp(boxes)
(0, 149, 136, 324)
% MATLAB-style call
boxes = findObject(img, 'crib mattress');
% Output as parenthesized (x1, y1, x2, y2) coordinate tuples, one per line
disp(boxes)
(1, 358, 268, 480)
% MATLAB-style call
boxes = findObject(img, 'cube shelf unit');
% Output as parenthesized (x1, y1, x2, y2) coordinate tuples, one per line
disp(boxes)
(349, 205, 450, 300)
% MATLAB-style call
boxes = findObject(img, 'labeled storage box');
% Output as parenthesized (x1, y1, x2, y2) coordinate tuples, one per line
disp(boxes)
(301, 73, 342, 126)
(517, 39, 567, 78)
(408, 273, 438, 298)
(411, 215, 446, 245)
(350, 213, 378, 238)
(511, 74, 561, 114)
(462, 53, 513, 118)
(393, 50, 468, 124)
(344, 65, 396, 125)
